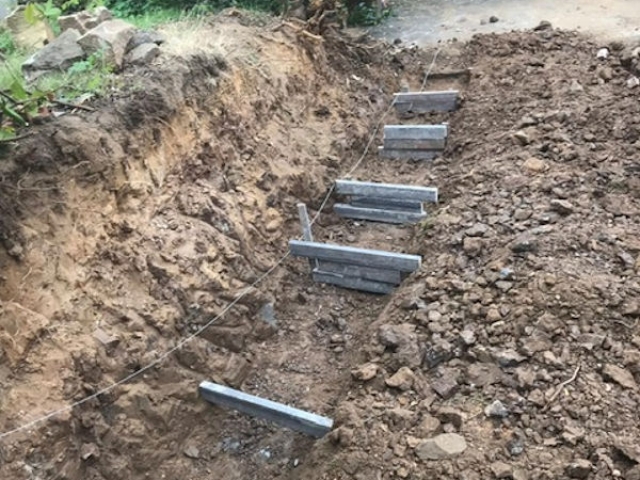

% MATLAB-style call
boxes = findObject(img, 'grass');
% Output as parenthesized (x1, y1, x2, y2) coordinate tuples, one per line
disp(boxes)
(123, 7, 189, 29)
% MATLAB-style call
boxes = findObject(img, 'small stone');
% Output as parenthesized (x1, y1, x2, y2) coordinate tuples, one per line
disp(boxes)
(508, 438, 525, 457)
(489, 15, 499, 23)
(597, 47, 610, 59)
(597, 66, 614, 81)
(513, 209, 531, 221)
(511, 236, 538, 254)
(491, 461, 513, 479)
(184, 445, 200, 459)
(466, 223, 489, 237)
(578, 333, 605, 351)
(534, 20, 552, 31)
(485, 400, 509, 418)
(550, 199, 574, 215)
(435, 407, 466, 429)
(463, 237, 483, 256)
(514, 130, 530, 146)
(495, 281, 513, 292)
(627, 76, 640, 89)
(486, 307, 502, 323)
(466, 363, 502, 386)
(602, 364, 637, 390)
(460, 329, 476, 346)
(93, 328, 119, 349)
(495, 349, 526, 367)
(418, 415, 441, 436)
(522, 157, 547, 173)
(415, 433, 467, 461)
(351, 363, 378, 381)
(386, 367, 416, 391)
(431, 377, 459, 399)
(569, 79, 584, 93)
(80, 443, 100, 460)
(566, 459, 592, 479)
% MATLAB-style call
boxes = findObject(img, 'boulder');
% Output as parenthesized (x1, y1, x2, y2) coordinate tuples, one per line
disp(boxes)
(22, 29, 85, 80)
(6, 5, 49, 48)
(126, 43, 160, 66)
(59, 8, 112, 34)
(78, 19, 136, 68)
(127, 30, 167, 52)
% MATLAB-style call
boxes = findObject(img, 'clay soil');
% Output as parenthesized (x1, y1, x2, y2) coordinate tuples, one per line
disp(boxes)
(1, 11, 640, 480)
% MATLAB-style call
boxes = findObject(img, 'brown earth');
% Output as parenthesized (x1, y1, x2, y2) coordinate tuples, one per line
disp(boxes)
(1, 10, 640, 480)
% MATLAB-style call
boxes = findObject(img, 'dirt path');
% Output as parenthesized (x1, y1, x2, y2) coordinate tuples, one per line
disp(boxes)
(372, 0, 640, 45)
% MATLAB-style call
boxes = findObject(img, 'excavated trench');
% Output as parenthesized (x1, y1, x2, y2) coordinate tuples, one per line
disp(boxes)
(3, 11, 640, 480)
(0, 13, 452, 480)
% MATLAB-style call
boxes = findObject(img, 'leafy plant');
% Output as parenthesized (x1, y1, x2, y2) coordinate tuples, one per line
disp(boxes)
(24, 0, 63, 37)
(0, 28, 18, 56)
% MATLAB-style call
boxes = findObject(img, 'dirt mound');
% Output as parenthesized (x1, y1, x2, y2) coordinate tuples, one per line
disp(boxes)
(301, 29, 640, 480)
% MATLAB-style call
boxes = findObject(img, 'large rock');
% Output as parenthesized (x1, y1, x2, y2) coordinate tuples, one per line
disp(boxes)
(22, 29, 85, 80)
(126, 43, 160, 66)
(59, 8, 113, 34)
(415, 433, 467, 461)
(78, 19, 136, 68)
(6, 5, 49, 49)
(127, 30, 167, 52)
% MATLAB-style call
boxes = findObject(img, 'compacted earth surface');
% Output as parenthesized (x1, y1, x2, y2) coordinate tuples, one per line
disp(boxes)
(1, 10, 640, 480)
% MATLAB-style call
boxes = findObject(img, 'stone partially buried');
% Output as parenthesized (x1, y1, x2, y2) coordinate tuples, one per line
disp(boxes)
(22, 29, 85, 80)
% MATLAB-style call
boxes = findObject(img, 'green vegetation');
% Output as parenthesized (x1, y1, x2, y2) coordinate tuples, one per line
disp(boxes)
(347, 1, 391, 27)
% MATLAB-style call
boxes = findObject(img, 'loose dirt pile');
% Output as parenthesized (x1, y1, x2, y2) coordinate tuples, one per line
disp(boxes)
(1, 12, 639, 480)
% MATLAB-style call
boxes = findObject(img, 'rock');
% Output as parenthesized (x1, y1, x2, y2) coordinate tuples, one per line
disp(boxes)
(534, 20, 552, 31)
(80, 442, 100, 460)
(566, 459, 592, 479)
(379, 323, 415, 348)
(6, 5, 49, 49)
(434, 407, 466, 429)
(485, 400, 509, 418)
(519, 333, 552, 356)
(127, 30, 167, 52)
(463, 237, 483, 256)
(489, 15, 499, 23)
(184, 445, 200, 459)
(508, 438, 525, 457)
(59, 14, 88, 34)
(418, 415, 441, 436)
(627, 76, 640, 89)
(486, 307, 501, 323)
(578, 333, 605, 351)
(222, 354, 250, 387)
(351, 363, 378, 381)
(569, 79, 584, 93)
(602, 364, 637, 389)
(378, 323, 421, 367)
(597, 66, 614, 81)
(597, 47, 610, 59)
(415, 433, 467, 461)
(59, 8, 113, 34)
(94, 6, 113, 23)
(385, 367, 416, 391)
(511, 236, 538, 254)
(78, 19, 136, 68)
(627, 465, 640, 480)
(126, 43, 160, 66)
(494, 349, 526, 367)
(514, 130, 530, 146)
(466, 223, 489, 237)
(22, 29, 86, 80)
(460, 329, 476, 346)
(431, 376, 459, 399)
(550, 199, 574, 215)
(93, 328, 119, 350)
(491, 461, 512, 479)
(522, 157, 547, 173)
(466, 363, 502, 386)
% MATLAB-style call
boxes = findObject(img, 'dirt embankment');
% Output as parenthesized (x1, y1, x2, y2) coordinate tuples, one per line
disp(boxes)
(2, 12, 640, 480)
